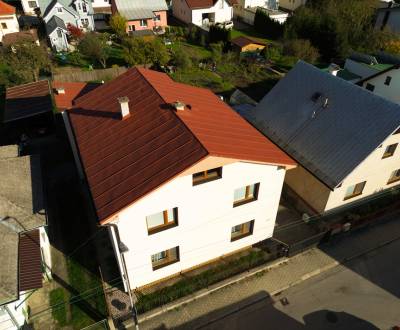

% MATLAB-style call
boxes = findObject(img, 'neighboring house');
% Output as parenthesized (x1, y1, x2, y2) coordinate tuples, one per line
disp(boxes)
(322, 63, 361, 84)
(38, 0, 95, 51)
(244, 61, 400, 214)
(2, 29, 40, 47)
(91, 0, 111, 30)
(278, 0, 306, 11)
(172, 0, 235, 28)
(63, 67, 295, 289)
(112, 0, 168, 34)
(231, 36, 266, 53)
(375, 2, 400, 33)
(21, 0, 40, 15)
(234, 0, 288, 25)
(0, 145, 51, 330)
(0, 0, 19, 43)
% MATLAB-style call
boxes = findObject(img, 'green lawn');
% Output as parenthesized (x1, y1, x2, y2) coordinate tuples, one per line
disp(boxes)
(49, 288, 68, 327)
(230, 27, 272, 44)
(170, 41, 212, 61)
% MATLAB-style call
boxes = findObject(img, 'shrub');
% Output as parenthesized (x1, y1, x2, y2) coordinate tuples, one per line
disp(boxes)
(109, 13, 127, 38)
(283, 39, 319, 63)
(209, 25, 230, 44)
(254, 9, 284, 39)
(172, 48, 192, 69)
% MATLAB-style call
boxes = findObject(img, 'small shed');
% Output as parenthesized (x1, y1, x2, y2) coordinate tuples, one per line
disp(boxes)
(231, 36, 266, 53)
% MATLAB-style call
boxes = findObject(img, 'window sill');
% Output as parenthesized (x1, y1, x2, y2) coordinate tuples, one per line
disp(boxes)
(387, 178, 400, 185)
(230, 232, 252, 242)
(233, 197, 257, 208)
(382, 154, 394, 159)
(152, 258, 179, 271)
(343, 192, 363, 201)
(148, 222, 177, 235)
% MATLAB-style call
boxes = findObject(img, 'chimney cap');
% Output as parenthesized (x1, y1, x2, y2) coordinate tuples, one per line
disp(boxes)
(55, 87, 65, 94)
(118, 96, 129, 103)
(172, 101, 185, 111)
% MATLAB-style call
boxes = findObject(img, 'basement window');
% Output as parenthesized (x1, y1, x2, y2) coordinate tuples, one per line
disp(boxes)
(365, 83, 375, 92)
(231, 220, 254, 241)
(151, 246, 180, 270)
(388, 169, 400, 184)
(146, 208, 178, 235)
(382, 143, 398, 159)
(344, 181, 366, 200)
(192, 167, 222, 185)
(385, 76, 392, 86)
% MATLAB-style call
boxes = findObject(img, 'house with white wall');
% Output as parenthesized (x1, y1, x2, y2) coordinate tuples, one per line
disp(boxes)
(0, 0, 19, 43)
(243, 61, 400, 215)
(38, 0, 94, 51)
(0, 145, 51, 330)
(63, 67, 296, 289)
(234, 0, 288, 25)
(173, 0, 235, 28)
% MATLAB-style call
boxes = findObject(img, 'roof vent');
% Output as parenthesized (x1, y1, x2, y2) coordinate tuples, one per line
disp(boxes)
(328, 63, 340, 76)
(322, 97, 329, 108)
(118, 97, 130, 119)
(172, 101, 185, 111)
(56, 87, 65, 95)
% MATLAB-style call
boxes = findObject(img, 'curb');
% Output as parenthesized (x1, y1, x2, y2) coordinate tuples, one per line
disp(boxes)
(133, 233, 400, 327)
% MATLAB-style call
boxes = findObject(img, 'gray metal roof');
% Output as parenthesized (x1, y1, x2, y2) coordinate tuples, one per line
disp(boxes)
(46, 15, 67, 34)
(246, 61, 400, 189)
(0, 148, 45, 305)
(114, 0, 168, 20)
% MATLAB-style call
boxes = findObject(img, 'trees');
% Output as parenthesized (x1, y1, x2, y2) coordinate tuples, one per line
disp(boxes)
(67, 24, 83, 40)
(122, 37, 170, 67)
(109, 13, 127, 38)
(254, 9, 283, 39)
(0, 42, 51, 85)
(283, 39, 319, 63)
(78, 33, 110, 68)
(172, 48, 191, 70)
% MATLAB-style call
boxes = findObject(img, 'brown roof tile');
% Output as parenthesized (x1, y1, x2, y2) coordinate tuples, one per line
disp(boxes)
(0, 0, 15, 15)
(231, 36, 266, 48)
(68, 67, 295, 223)
(19, 229, 43, 291)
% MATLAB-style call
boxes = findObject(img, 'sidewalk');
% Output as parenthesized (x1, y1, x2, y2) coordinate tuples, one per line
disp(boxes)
(134, 213, 400, 330)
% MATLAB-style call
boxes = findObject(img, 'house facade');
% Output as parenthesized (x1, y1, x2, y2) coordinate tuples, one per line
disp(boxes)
(244, 61, 400, 215)
(0, 0, 19, 43)
(63, 68, 295, 289)
(173, 0, 234, 28)
(112, 0, 168, 33)
(21, 0, 40, 15)
(234, 0, 288, 25)
(38, 0, 94, 51)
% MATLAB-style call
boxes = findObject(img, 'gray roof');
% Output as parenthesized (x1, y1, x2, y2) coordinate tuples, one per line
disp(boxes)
(38, 0, 93, 19)
(114, 0, 168, 20)
(46, 15, 67, 34)
(246, 61, 400, 189)
(0, 147, 45, 305)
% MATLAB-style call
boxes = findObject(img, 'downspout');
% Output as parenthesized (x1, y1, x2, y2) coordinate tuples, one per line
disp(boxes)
(104, 223, 139, 330)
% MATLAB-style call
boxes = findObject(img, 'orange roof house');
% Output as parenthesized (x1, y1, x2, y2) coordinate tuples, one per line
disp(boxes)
(65, 68, 295, 223)
(0, 0, 16, 15)
(231, 36, 266, 53)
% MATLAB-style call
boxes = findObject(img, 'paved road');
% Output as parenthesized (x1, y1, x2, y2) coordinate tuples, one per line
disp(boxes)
(189, 239, 400, 330)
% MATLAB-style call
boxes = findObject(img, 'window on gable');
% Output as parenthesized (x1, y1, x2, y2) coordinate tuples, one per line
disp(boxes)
(193, 167, 222, 186)
(233, 183, 260, 207)
(28, 1, 37, 8)
(384, 76, 392, 86)
(151, 246, 180, 270)
(57, 7, 62, 12)
(231, 220, 254, 241)
(382, 143, 398, 159)
(388, 169, 400, 184)
(344, 181, 366, 200)
(82, 3, 87, 12)
(1, 23, 7, 29)
(57, 29, 62, 38)
(146, 208, 178, 234)
(365, 83, 375, 92)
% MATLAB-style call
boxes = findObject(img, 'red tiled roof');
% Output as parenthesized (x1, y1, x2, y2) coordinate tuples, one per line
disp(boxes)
(4, 80, 53, 123)
(0, 0, 15, 15)
(19, 230, 43, 291)
(52, 81, 100, 111)
(231, 36, 266, 48)
(68, 67, 295, 223)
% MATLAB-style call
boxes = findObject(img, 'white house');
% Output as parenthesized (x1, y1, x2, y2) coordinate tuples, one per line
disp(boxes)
(234, 0, 288, 25)
(172, 0, 235, 28)
(21, 0, 40, 15)
(0, 0, 19, 43)
(0, 145, 51, 330)
(38, 0, 94, 51)
(63, 67, 296, 289)
(243, 61, 400, 215)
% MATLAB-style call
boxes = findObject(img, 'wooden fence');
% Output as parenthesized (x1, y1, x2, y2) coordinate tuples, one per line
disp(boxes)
(52, 67, 128, 82)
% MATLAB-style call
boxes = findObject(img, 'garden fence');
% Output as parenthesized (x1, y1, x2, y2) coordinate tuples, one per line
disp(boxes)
(53, 67, 128, 83)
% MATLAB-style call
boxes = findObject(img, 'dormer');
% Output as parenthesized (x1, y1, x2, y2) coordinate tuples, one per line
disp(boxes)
(74, 0, 88, 14)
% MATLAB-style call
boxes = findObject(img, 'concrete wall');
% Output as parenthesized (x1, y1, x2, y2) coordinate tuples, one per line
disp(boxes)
(278, 0, 306, 11)
(0, 14, 19, 42)
(126, 10, 167, 31)
(111, 160, 286, 288)
(360, 67, 400, 104)
(285, 165, 331, 214)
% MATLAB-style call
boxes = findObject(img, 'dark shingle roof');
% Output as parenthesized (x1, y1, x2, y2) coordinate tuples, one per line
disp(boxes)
(246, 61, 400, 189)
(46, 15, 67, 34)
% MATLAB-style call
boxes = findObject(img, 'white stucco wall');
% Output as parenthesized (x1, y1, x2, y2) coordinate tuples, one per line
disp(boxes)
(48, 28, 69, 52)
(325, 130, 400, 210)
(192, 0, 233, 26)
(0, 292, 30, 330)
(39, 226, 52, 277)
(360, 67, 400, 104)
(91, 0, 111, 9)
(111, 161, 286, 288)
(21, 0, 39, 15)
(0, 14, 19, 42)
